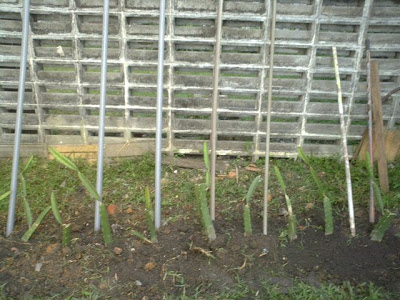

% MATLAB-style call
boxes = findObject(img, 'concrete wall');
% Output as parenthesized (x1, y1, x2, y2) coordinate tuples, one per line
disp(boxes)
(0, 0, 399, 158)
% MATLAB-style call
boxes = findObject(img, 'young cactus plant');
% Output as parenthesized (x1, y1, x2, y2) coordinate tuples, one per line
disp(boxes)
(274, 166, 297, 241)
(203, 142, 211, 188)
(195, 183, 216, 242)
(297, 147, 333, 235)
(243, 175, 262, 236)
(365, 153, 396, 242)
(51, 192, 71, 247)
(49, 147, 112, 246)
(144, 186, 157, 243)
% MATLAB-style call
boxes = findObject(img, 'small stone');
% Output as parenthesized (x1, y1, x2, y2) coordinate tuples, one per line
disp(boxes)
(99, 282, 108, 290)
(107, 204, 117, 215)
(144, 262, 156, 271)
(125, 207, 134, 214)
(113, 247, 123, 255)
(75, 252, 82, 260)
(305, 203, 314, 210)
(45, 243, 60, 255)
(249, 240, 258, 249)
(62, 246, 72, 256)
(135, 280, 143, 286)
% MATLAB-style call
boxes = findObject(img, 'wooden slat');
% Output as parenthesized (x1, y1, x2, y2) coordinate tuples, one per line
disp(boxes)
(370, 61, 389, 193)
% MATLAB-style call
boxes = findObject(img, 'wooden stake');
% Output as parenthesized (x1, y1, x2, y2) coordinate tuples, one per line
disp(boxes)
(370, 61, 390, 194)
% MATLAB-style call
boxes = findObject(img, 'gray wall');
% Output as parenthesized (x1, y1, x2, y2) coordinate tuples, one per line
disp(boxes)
(0, 0, 399, 158)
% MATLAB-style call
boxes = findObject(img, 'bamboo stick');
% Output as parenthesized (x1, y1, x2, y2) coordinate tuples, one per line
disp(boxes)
(332, 47, 356, 237)
(263, 0, 277, 235)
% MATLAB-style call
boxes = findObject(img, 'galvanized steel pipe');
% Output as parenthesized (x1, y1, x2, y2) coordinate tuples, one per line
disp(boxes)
(6, 0, 31, 237)
(94, 0, 110, 231)
(155, 0, 167, 229)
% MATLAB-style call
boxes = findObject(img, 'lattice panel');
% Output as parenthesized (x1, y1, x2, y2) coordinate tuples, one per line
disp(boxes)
(0, 0, 399, 158)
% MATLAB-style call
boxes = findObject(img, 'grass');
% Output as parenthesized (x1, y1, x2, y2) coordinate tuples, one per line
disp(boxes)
(162, 278, 394, 300)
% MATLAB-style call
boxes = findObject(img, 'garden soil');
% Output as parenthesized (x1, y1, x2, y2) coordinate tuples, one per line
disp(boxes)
(0, 199, 399, 299)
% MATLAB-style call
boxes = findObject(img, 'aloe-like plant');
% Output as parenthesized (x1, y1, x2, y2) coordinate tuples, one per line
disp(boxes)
(274, 166, 297, 241)
(297, 147, 333, 235)
(243, 175, 262, 236)
(365, 153, 396, 242)
(51, 192, 71, 247)
(21, 206, 51, 242)
(195, 183, 216, 242)
(203, 142, 211, 189)
(49, 147, 112, 246)
(144, 186, 157, 243)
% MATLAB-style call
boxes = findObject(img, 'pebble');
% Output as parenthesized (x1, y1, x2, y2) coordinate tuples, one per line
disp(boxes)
(113, 247, 123, 255)
(62, 246, 72, 256)
(144, 262, 156, 271)
(45, 243, 60, 255)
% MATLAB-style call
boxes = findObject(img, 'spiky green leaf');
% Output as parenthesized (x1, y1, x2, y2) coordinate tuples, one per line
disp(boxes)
(78, 172, 100, 201)
(49, 147, 79, 171)
(373, 182, 384, 213)
(21, 206, 51, 242)
(99, 202, 113, 246)
(196, 183, 216, 242)
(0, 191, 11, 202)
(274, 166, 286, 194)
(20, 175, 27, 198)
(323, 196, 334, 235)
(245, 175, 262, 205)
(371, 211, 396, 242)
(297, 147, 310, 165)
(203, 142, 210, 170)
(144, 186, 157, 242)
(23, 198, 33, 228)
(288, 215, 298, 241)
(365, 152, 374, 179)
(21, 155, 35, 175)
(309, 168, 325, 198)
(243, 205, 252, 236)
(62, 223, 71, 247)
(51, 192, 63, 225)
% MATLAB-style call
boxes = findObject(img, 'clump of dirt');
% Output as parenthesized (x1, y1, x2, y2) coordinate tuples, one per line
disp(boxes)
(0, 202, 399, 299)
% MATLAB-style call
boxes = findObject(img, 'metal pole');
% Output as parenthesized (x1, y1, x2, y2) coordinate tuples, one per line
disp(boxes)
(366, 39, 375, 224)
(333, 47, 356, 237)
(210, 0, 223, 221)
(263, 0, 277, 235)
(6, 0, 30, 237)
(94, 0, 110, 231)
(155, 0, 167, 229)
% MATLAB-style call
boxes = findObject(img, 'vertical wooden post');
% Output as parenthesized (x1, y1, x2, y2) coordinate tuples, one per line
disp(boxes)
(370, 61, 390, 194)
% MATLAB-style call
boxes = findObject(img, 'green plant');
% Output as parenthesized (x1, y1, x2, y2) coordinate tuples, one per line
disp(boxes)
(274, 166, 297, 241)
(365, 153, 396, 242)
(195, 183, 216, 242)
(144, 186, 157, 242)
(49, 147, 112, 246)
(203, 142, 211, 188)
(243, 175, 262, 236)
(21, 206, 51, 242)
(51, 192, 71, 247)
(365, 153, 397, 242)
(298, 147, 333, 235)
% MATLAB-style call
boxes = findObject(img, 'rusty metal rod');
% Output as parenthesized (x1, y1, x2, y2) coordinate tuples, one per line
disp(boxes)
(366, 39, 375, 224)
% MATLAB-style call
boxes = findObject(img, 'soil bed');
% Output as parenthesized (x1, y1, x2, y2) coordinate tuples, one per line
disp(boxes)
(1, 206, 399, 299)
(0, 156, 399, 299)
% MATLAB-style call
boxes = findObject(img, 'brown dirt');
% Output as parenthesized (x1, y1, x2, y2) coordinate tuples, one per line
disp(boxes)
(1, 201, 399, 299)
